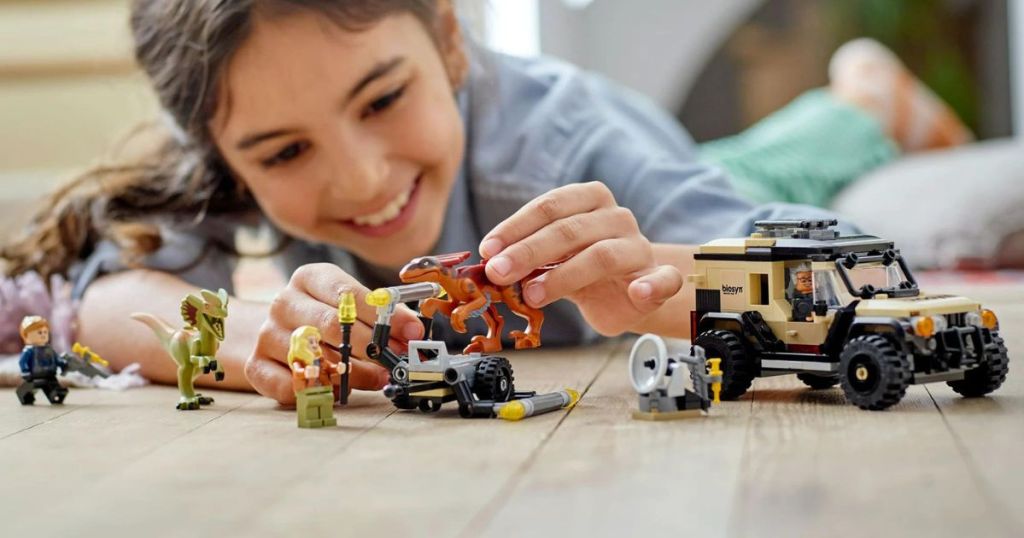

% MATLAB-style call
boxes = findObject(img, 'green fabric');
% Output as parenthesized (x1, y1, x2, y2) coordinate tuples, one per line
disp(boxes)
(700, 89, 899, 207)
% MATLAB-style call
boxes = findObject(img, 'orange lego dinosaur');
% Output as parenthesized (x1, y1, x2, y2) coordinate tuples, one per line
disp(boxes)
(399, 251, 558, 354)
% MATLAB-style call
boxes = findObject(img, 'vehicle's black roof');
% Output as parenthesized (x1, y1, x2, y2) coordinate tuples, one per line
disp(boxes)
(695, 234, 897, 262)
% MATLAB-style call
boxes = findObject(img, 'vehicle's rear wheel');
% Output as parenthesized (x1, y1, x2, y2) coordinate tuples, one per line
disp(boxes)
(797, 373, 840, 390)
(695, 330, 754, 400)
(474, 357, 515, 402)
(838, 334, 911, 410)
(948, 333, 1009, 397)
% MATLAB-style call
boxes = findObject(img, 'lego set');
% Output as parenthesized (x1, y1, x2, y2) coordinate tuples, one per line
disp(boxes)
(15, 223, 1009, 421)
(687, 219, 1009, 410)
(16, 315, 109, 405)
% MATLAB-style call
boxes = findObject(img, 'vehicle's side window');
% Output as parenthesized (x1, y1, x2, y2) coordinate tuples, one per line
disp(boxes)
(749, 273, 769, 305)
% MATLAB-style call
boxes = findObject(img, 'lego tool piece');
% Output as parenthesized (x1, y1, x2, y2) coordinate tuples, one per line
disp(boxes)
(495, 389, 580, 421)
(337, 288, 357, 405)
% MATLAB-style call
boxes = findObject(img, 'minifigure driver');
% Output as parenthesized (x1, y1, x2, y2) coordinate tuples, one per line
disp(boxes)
(789, 264, 815, 322)
(17, 316, 70, 405)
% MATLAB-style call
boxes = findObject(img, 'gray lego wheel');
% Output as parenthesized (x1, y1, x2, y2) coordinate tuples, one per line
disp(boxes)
(948, 333, 1009, 397)
(694, 330, 754, 400)
(474, 357, 515, 402)
(838, 334, 911, 410)
(797, 373, 840, 390)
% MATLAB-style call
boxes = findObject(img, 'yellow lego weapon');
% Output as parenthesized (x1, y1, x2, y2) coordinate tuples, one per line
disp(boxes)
(72, 343, 109, 368)
(64, 342, 110, 378)
(706, 358, 723, 404)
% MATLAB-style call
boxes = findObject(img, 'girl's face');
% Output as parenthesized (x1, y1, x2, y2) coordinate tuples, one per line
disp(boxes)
(210, 8, 466, 269)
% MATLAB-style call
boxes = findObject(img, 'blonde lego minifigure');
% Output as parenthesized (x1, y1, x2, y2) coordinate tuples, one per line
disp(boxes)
(287, 326, 348, 428)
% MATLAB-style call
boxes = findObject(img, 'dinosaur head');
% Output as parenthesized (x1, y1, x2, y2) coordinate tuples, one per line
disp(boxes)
(181, 288, 229, 341)
(400, 251, 471, 283)
(400, 256, 445, 283)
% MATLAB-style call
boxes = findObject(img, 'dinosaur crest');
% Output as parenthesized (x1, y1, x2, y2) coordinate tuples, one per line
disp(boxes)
(180, 288, 229, 341)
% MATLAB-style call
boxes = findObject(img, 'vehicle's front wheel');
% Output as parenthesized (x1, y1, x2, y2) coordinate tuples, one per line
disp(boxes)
(948, 333, 1009, 397)
(838, 334, 911, 410)
(695, 330, 754, 400)
(797, 373, 840, 390)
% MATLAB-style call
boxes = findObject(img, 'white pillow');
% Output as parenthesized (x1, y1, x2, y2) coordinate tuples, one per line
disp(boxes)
(832, 138, 1024, 269)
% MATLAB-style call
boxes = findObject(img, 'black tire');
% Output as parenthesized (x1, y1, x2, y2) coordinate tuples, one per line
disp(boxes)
(838, 334, 911, 410)
(694, 330, 754, 400)
(392, 395, 417, 410)
(797, 373, 840, 390)
(948, 333, 1009, 397)
(473, 357, 515, 402)
(417, 399, 443, 413)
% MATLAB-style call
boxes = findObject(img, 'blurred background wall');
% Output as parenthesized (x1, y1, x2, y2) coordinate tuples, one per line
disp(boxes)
(0, 0, 1019, 229)
(0, 0, 155, 198)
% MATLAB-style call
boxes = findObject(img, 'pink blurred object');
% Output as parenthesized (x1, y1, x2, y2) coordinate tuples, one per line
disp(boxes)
(0, 271, 78, 353)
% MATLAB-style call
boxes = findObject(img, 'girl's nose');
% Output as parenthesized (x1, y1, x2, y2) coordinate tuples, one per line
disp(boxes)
(323, 135, 390, 202)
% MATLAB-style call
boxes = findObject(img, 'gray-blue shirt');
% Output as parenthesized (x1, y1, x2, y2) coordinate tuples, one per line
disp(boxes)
(72, 44, 842, 348)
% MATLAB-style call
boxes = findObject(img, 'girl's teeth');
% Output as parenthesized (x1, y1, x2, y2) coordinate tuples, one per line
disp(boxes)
(352, 188, 412, 226)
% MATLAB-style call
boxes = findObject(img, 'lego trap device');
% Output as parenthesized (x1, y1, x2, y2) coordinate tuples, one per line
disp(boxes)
(364, 282, 577, 419)
(629, 334, 721, 420)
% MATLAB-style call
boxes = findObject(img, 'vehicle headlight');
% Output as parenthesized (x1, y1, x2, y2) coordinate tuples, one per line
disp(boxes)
(981, 309, 999, 330)
(912, 316, 936, 338)
(966, 311, 982, 327)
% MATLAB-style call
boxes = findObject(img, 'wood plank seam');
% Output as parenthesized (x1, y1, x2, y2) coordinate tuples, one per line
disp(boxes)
(923, 385, 1021, 535)
(457, 339, 626, 538)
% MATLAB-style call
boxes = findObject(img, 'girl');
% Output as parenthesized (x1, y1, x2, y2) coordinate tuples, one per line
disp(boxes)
(1, 1, 968, 404)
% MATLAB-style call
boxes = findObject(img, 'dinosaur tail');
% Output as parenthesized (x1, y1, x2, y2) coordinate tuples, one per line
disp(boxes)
(130, 312, 176, 352)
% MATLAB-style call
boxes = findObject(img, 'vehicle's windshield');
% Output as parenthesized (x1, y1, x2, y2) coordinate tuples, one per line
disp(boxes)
(848, 262, 912, 291)
(835, 254, 919, 298)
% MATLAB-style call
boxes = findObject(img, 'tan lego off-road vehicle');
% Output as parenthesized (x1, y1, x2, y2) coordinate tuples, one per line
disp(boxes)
(688, 220, 1008, 410)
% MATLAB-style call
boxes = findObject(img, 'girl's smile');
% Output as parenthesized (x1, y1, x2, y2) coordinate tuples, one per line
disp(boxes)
(339, 173, 422, 237)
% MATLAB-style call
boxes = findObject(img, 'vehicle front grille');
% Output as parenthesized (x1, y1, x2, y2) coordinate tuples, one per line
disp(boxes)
(945, 312, 967, 327)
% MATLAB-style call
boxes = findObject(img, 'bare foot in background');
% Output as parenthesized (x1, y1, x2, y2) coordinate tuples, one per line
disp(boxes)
(829, 38, 973, 153)
(996, 230, 1024, 269)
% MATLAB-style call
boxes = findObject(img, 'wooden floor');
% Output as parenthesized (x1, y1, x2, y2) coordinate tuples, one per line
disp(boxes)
(1, 284, 1022, 538)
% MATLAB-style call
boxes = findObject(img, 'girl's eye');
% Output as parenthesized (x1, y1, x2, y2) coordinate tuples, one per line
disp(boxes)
(261, 141, 310, 168)
(362, 86, 405, 119)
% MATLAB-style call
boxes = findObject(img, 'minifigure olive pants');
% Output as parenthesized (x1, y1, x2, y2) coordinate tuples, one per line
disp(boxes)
(295, 386, 337, 428)
(700, 89, 898, 208)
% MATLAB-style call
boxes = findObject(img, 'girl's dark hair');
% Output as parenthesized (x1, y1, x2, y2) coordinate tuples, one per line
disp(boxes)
(2, 0, 439, 279)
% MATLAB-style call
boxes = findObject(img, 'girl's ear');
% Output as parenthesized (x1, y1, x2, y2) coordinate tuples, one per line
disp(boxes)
(435, 0, 468, 90)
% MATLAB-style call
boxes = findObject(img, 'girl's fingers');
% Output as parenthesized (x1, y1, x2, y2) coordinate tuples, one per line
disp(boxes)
(524, 238, 650, 308)
(480, 182, 617, 260)
(290, 263, 425, 342)
(484, 206, 641, 286)
(627, 264, 684, 312)
(244, 352, 389, 405)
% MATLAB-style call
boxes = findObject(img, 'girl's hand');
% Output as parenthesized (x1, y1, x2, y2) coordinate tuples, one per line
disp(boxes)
(479, 182, 682, 336)
(246, 263, 424, 405)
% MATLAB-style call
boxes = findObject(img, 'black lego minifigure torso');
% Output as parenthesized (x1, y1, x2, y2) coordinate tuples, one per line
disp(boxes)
(21, 345, 63, 379)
